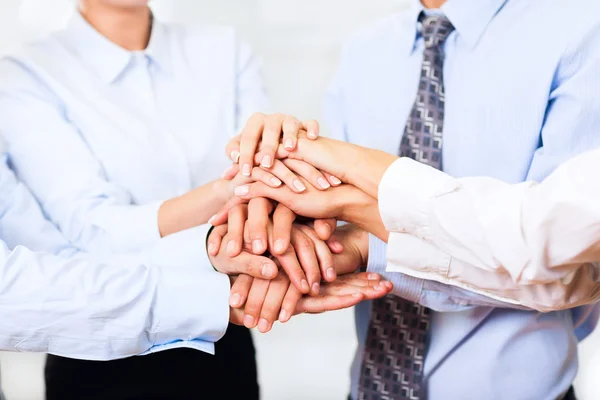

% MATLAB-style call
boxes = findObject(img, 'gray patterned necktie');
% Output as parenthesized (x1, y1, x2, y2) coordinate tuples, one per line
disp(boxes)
(358, 14, 454, 400)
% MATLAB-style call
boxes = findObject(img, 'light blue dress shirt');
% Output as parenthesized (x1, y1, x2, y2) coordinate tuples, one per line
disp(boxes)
(0, 155, 229, 361)
(325, 0, 600, 398)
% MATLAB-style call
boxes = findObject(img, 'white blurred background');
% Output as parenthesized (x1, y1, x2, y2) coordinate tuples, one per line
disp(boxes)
(1, 0, 600, 399)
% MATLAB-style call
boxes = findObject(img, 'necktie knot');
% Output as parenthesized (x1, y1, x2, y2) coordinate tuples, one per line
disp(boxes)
(420, 14, 455, 49)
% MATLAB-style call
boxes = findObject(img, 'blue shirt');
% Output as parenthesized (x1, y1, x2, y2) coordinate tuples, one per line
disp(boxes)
(325, 0, 600, 398)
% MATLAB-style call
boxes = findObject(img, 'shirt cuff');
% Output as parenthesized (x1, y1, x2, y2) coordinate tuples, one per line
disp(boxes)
(379, 158, 459, 240)
(152, 266, 230, 346)
(366, 234, 423, 303)
(142, 224, 214, 272)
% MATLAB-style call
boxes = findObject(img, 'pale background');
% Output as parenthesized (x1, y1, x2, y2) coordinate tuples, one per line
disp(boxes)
(0, 0, 599, 399)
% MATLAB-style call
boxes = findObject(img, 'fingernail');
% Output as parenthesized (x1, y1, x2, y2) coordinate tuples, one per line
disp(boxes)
(244, 314, 255, 327)
(279, 309, 289, 322)
(384, 281, 393, 289)
(270, 177, 282, 187)
(284, 138, 294, 149)
(274, 239, 286, 253)
(293, 180, 306, 192)
(231, 151, 240, 163)
(253, 240, 263, 254)
(242, 164, 251, 177)
(208, 214, 217, 225)
(353, 292, 362, 298)
(312, 282, 320, 295)
(368, 273, 380, 281)
(230, 293, 241, 307)
(330, 176, 342, 185)
(307, 131, 318, 139)
(207, 242, 217, 255)
(261, 155, 272, 168)
(226, 241, 236, 255)
(374, 284, 384, 291)
(258, 318, 270, 332)
(317, 178, 331, 189)
(234, 185, 249, 196)
(326, 267, 336, 280)
(262, 263, 275, 278)
(301, 280, 310, 293)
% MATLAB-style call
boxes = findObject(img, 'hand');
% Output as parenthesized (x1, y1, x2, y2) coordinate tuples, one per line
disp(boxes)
(208, 201, 341, 295)
(208, 225, 279, 280)
(229, 272, 393, 333)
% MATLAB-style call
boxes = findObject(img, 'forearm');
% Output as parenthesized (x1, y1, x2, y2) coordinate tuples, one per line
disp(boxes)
(159, 179, 229, 237)
(339, 192, 389, 242)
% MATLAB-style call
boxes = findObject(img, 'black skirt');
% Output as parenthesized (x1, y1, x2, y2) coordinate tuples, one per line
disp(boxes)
(45, 324, 258, 400)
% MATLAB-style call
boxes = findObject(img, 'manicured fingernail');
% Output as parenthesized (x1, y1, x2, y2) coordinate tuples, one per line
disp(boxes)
(284, 138, 294, 149)
(326, 268, 336, 280)
(242, 164, 251, 176)
(253, 240, 263, 254)
(208, 214, 217, 225)
(231, 151, 240, 163)
(226, 241, 236, 255)
(368, 273, 380, 280)
(293, 180, 306, 192)
(261, 155, 272, 168)
(307, 131, 318, 139)
(317, 178, 331, 189)
(230, 293, 241, 307)
(274, 239, 286, 253)
(244, 314, 255, 327)
(279, 309, 289, 322)
(207, 242, 217, 255)
(301, 280, 310, 293)
(330, 176, 342, 185)
(258, 318, 270, 332)
(234, 185, 249, 196)
(262, 263, 275, 277)
(270, 177, 282, 187)
(353, 292, 362, 298)
(312, 282, 320, 295)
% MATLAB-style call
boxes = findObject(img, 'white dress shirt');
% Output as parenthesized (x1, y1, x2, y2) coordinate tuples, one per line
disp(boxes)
(0, 11, 268, 254)
(0, 155, 228, 360)
(381, 148, 600, 312)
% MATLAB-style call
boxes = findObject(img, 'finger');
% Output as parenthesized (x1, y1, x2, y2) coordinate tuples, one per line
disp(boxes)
(233, 182, 294, 209)
(222, 164, 239, 180)
(276, 245, 310, 295)
(326, 173, 342, 187)
(297, 225, 336, 283)
(225, 204, 248, 257)
(313, 218, 337, 241)
(206, 224, 227, 257)
(230, 274, 254, 309)
(209, 196, 247, 226)
(230, 307, 245, 325)
(296, 293, 364, 315)
(247, 198, 274, 255)
(239, 113, 266, 177)
(326, 235, 345, 254)
(279, 284, 303, 323)
(271, 204, 296, 255)
(282, 115, 301, 151)
(257, 114, 286, 169)
(282, 159, 331, 190)
(243, 278, 271, 328)
(291, 228, 321, 296)
(258, 276, 290, 333)
(301, 120, 320, 140)
(228, 252, 279, 280)
(251, 166, 283, 188)
(226, 134, 242, 163)
(264, 159, 306, 193)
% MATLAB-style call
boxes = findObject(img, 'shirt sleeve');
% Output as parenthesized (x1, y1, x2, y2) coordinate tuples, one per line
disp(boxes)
(380, 152, 600, 312)
(0, 58, 163, 255)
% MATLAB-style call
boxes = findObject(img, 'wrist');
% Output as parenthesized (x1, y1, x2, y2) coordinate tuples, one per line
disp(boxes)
(212, 179, 231, 204)
(350, 148, 398, 199)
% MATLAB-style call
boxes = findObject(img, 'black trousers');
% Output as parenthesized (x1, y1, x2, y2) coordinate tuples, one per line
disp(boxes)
(45, 324, 258, 400)
(348, 386, 577, 400)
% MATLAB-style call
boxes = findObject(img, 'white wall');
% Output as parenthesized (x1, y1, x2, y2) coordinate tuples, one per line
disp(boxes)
(0, 0, 600, 399)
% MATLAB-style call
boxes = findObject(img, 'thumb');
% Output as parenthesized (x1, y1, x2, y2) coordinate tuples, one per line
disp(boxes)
(209, 196, 247, 226)
(228, 252, 280, 280)
(234, 182, 291, 205)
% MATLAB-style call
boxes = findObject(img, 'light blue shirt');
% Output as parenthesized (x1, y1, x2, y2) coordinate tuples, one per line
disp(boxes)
(325, 0, 600, 398)
(0, 155, 230, 361)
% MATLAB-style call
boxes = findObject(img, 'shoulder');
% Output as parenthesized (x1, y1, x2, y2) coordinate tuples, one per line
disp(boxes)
(161, 21, 248, 54)
(340, 12, 408, 59)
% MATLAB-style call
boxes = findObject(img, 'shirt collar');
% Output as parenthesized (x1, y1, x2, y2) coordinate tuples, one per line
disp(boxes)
(402, 0, 509, 54)
(64, 11, 172, 83)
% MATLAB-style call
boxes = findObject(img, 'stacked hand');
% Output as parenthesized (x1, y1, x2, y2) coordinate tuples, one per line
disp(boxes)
(207, 113, 396, 332)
